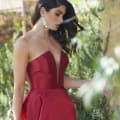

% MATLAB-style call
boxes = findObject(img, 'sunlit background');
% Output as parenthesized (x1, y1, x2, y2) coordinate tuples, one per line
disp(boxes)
(0, 0, 120, 120)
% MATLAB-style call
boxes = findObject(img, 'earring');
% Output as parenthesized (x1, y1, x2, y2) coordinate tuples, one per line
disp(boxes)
(41, 16, 48, 28)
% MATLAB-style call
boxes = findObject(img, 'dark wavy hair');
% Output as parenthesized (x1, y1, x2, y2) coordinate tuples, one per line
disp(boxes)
(31, 0, 84, 53)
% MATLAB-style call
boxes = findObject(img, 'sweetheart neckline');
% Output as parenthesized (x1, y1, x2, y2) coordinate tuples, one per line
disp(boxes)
(28, 50, 64, 64)
(28, 50, 65, 84)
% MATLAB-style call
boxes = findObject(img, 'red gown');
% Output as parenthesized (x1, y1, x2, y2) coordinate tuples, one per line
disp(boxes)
(21, 51, 76, 120)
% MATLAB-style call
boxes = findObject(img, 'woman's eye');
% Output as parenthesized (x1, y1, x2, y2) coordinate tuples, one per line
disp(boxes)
(55, 13, 60, 16)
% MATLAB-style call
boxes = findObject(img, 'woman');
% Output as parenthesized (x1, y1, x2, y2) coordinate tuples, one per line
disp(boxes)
(12, 0, 89, 120)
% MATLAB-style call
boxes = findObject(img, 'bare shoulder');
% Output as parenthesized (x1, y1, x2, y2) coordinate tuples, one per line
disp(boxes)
(13, 34, 30, 58)
(14, 30, 35, 50)
(14, 34, 28, 48)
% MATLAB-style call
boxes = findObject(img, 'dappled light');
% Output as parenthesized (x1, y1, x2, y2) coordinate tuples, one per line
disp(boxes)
(0, 0, 120, 120)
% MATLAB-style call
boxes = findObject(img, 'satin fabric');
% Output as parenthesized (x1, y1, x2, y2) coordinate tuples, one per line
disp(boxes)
(21, 51, 76, 120)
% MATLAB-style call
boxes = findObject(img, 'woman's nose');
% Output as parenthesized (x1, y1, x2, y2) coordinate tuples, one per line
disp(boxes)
(59, 16, 64, 24)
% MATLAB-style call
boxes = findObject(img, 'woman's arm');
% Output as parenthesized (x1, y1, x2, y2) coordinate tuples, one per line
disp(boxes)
(64, 76, 112, 97)
(64, 76, 89, 89)
(12, 37, 29, 120)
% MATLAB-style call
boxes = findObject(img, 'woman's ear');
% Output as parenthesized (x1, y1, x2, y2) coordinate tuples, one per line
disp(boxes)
(40, 7, 46, 16)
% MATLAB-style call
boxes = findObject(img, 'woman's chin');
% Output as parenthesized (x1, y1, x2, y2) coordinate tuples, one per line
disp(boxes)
(50, 27, 58, 31)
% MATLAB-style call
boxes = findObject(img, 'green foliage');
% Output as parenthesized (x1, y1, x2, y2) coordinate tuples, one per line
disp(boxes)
(66, 0, 113, 120)
(0, 0, 120, 119)
(0, 43, 13, 119)
(76, 95, 110, 120)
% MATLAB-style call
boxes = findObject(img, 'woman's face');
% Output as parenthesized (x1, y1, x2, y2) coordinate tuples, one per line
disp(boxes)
(42, 5, 66, 31)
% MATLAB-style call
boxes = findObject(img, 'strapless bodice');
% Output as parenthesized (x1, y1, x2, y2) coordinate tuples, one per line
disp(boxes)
(21, 51, 76, 120)
(27, 51, 69, 90)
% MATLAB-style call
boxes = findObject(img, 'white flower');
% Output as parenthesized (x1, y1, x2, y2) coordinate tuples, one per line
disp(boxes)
(114, 46, 120, 60)
(100, 56, 109, 69)
(100, 57, 119, 75)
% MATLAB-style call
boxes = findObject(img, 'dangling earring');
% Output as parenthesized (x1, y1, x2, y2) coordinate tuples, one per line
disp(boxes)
(41, 16, 48, 28)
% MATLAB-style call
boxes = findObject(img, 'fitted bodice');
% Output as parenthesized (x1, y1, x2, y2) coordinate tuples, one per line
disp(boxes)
(27, 51, 69, 90)
(21, 51, 76, 120)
